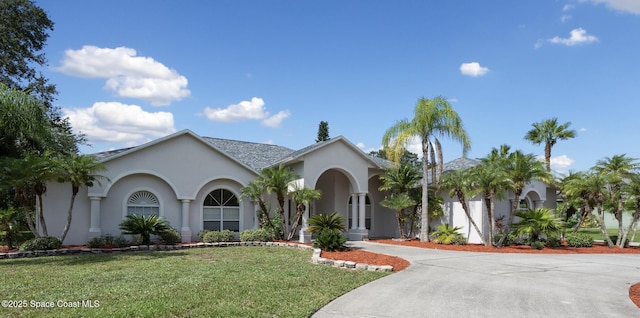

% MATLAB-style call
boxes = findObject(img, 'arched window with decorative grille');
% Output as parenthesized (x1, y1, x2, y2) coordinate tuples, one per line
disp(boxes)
(127, 191, 160, 217)
(203, 189, 240, 232)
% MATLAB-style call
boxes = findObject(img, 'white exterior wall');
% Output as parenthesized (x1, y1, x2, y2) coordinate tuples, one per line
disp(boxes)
(41, 185, 91, 245)
(368, 175, 396, 238)
(441, 195, 486, 244)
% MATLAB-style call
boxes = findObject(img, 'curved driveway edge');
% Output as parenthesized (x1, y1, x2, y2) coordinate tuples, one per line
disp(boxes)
(313, 241, 640, 318)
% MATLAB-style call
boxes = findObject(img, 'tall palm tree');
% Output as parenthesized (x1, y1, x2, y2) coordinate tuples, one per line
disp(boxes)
(438, 169, 486, 245)
(287, 186, 321, 240)
(55, 154, 107, 243)
(593, 154, 639, 246)
(497, 151, 552, 247)
(382, 96, 471, 242)
(524, 118, 576, 172)
(260, 165, 299, 239)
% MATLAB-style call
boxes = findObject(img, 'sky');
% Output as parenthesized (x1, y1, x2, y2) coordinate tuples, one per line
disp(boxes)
(35, 0, 640, 173)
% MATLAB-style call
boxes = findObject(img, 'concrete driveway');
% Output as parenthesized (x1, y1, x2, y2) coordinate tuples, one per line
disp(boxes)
(313, 241, 640, 318)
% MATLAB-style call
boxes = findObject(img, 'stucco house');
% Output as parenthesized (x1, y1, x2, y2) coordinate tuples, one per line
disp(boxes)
(41, 130, 556, 245)
(42, 130, 399, 245)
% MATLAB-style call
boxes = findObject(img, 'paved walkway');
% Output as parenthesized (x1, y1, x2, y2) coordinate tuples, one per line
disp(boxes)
(313, 241, 640, 318)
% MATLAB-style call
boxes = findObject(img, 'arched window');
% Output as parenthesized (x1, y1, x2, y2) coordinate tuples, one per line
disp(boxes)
(348, 195, 371, 229)
(203, 189, 240, 232)
(127, 191, 160, 217)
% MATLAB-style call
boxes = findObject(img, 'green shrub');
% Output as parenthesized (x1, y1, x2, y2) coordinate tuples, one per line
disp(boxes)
(240, 228, 275, 242)
(545, 234, 562, 248)
(565, 233, 594, 247)
(86, 236, 104, 248)
(432, 224, 465, 245)
(493, 232, 518, 246)
(112, 235, 129, 248)
(86, 235, 129, 248)
(103, 233, 115, 246)
(313, 229, 346, 251)
(203, 230, 235, 243)
(450, 235, 467, 245)
(19, 236, 62, 251)
(530, 241, 545, 250)
(197, 229, 211, 242)
(159, 228, 182, 245)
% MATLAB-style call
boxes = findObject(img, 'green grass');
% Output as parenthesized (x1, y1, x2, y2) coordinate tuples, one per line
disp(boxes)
(0, 247, 388, 317)
(577, 228, 640, 242)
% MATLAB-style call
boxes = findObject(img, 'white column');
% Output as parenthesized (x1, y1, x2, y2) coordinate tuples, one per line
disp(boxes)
(89, 197, 102, 238)
(351, 193, 358, 229)
(180, 199, 192, 243)
(358, 193, 366, 230)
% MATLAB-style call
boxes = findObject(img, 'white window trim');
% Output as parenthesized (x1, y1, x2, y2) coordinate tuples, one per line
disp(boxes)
(122, 188, 163, 219)
(201, 187, 243, 232)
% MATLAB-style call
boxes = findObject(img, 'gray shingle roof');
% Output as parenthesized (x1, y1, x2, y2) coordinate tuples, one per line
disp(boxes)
(202, 137, 295, 171)
(90, 131, 388, 172)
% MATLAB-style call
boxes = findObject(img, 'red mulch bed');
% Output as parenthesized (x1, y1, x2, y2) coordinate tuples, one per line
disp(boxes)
(321, 249, 410, 271)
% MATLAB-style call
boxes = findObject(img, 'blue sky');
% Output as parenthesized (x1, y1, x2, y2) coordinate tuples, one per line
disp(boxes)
(36, 0, 640, 173)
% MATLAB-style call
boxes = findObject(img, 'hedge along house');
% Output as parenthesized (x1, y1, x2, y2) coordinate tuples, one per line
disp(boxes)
(437, 158, 557, 244)
(41, 130, 399, 245)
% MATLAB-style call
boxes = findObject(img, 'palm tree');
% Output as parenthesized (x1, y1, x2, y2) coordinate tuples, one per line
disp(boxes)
(260, 165, 299, 239)
(497, 151, 552, 247)
(621, 173, 640, 245)
(287, 186, 321, 240)
(524, 118, 576, 172)
(593, 154, 639, 246)
(379, 162, 422, 195)
(240, 179, 274, 229)
(468, 162, 509, 245)
(380, 193, 415, 239)
(119, 214, 172, 246)
(563, 171, 614, 247)
(382, 96, 471, 242)
(439, 169, 486, 245)
(55, 154, 107, 243)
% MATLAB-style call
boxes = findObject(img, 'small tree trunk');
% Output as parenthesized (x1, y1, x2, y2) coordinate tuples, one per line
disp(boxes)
(60, 189, 78, 243)
(457, 191, 485, 245)
(483, 193, 493, 246)
(396, 210, 406, 239)
(420, 138, 430, 242)
(36, 192, 48, 236)
(24, 208, 39, 238)
(497, 189, 522, 247)
(287, 205, 304, 241)
(595, 204, 614, 247)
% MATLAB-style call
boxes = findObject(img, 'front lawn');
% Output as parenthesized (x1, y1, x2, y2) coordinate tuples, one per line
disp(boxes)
(0, 247, 387, 317)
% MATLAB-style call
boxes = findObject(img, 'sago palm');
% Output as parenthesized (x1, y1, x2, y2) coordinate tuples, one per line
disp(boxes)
(512, 208, 564, 242)
(382, 96, 471, 242)
(307, 212, 347, 234)
(119, 214, 172, 246)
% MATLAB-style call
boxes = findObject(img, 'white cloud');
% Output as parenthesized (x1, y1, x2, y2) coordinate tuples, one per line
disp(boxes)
(460, 62, 490, 77)
(549, 28, 599, 46)
(203, 97, 290, 128)
(550, 155, 575, 169)
(57, 46, 190, 106)
(356, 142, 366, 149)
(561, 14, 573, 23)
(63, 102, 176, 144)
(580, 127, 588, 132)
(583, 0, 640, 15)
(448, 98, 459, 103)
(534, 39, 545, 49)
(262, 110, 291, 128)
(563, 4, 575, 11)
(406, 136, 423, 158)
